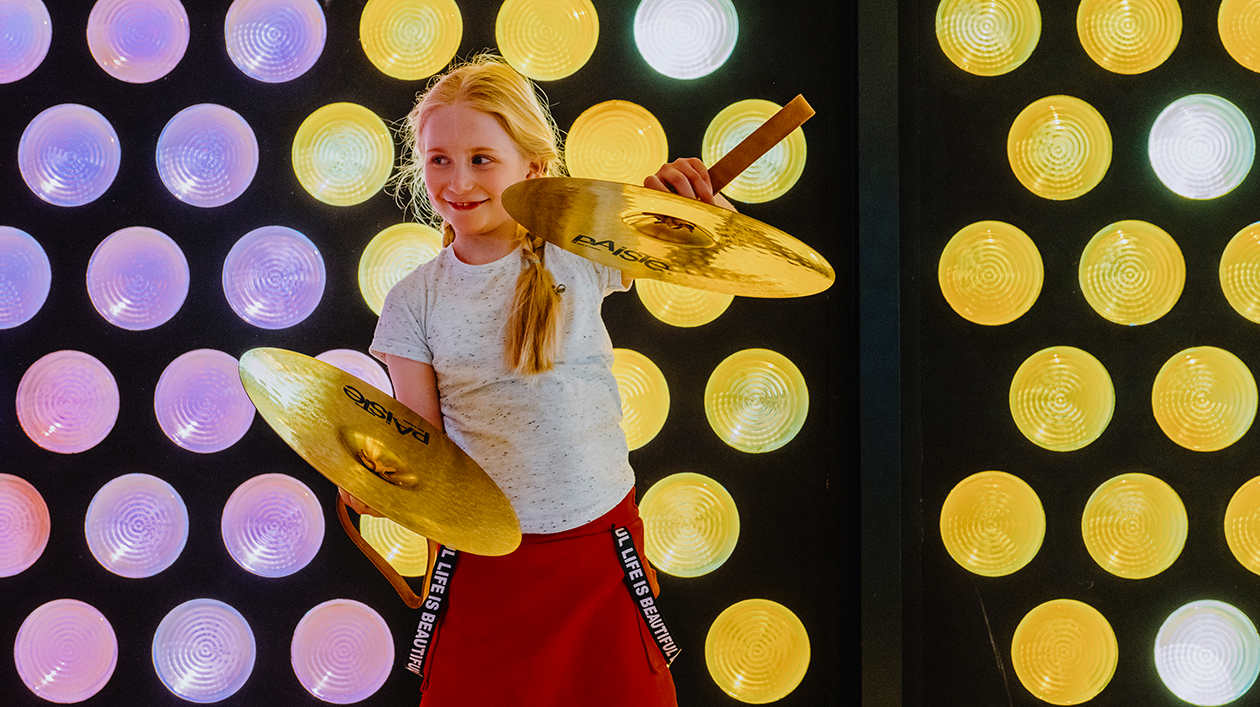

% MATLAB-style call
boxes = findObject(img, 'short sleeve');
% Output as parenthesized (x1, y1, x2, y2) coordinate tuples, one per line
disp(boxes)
(369, 269, 433, 365)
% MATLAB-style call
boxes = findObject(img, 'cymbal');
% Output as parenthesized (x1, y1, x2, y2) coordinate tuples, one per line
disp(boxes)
(238, 347, 521, 556)
(501, 177, 834, 297)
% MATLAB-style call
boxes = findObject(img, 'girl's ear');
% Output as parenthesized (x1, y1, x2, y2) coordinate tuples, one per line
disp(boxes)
(526, 162, 544, 179)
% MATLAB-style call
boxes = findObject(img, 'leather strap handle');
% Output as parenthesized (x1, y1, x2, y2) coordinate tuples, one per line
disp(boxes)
(337, 490, 441, 609)
(707, 94, 815, 193)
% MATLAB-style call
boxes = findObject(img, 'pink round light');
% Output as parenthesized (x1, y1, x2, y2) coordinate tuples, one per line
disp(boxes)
(87, 0, 190, 83)
(0, 0, 51, 84)
(225, 0, 326, 83)
(86, 226, 189, 330)
(19, 104, 121, 207)
(156, 104, 259, 207)
(0, 474, 50, 577)
(221, 473, 324, 578)
(0, 226, 52, 329)
(16, 350, 120, 454)
(15, 599, 118, 703)
(316, 348, 393, 396)
(154, 349, 255, 453)
(222, 225, 325, 329)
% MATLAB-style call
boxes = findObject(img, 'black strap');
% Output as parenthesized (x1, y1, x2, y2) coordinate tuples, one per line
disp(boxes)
(402, 546, 460, 681)
(614, 526, 681, 665)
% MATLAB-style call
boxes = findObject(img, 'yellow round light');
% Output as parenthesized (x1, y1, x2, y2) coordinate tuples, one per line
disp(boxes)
(1081, 473, 1186, 579)
(705, 599, 810, 704)
(358, 223, 443, 315)
(1224, 476, 1260, 576)
(936, 0, 1041, 76)
(938, 220, 1043, 325)
(705, 349, 808, 454)
(1221, 0, 1260, 73)
(939, 470, 1045, 577)
(611, 348, 669, 451)
(635, 278, 733, 328)
(1153, 346, 1258, 452)
(1011, 599, 1118, 705)
(702, 99, 807, 204)
(566, 100, 668, 185)
(1010, 346, 1114, 452)
(1077, 0, 1182, 74)
(359, 515, 428, 577)
(495, 0, 598, 81)
(1008, 95, 1112, 200)
(292, 102, 394, 206)
(360, 0, 462, 80)
(641, 472, 739, 577)
(1078, 219, 1185, 325)
(1220, 222, 1260, 324)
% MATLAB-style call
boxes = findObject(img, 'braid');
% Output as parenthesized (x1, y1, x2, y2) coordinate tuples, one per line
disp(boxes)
(505, 228, 563, 375)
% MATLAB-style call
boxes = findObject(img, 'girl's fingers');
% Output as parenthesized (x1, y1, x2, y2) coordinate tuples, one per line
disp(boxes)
(644, 158, 716, 203)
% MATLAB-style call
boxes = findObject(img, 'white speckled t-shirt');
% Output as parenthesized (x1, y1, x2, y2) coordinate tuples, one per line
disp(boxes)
(370, 242, 633, 534)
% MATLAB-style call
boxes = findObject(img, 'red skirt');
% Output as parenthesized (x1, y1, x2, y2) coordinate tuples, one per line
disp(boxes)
(417, 490, 679, 707)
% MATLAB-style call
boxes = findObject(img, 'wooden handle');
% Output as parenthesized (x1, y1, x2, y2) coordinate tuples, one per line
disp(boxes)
(707, 95, 815, 193)
(337, 490, 439, 609)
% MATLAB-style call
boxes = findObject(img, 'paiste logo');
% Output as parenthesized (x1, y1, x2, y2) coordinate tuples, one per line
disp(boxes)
(343, 385, 431, 444)
(571, 234, 670, 271)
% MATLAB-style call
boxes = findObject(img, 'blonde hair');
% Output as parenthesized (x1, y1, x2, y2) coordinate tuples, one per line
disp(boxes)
(394, 54, 566, 375)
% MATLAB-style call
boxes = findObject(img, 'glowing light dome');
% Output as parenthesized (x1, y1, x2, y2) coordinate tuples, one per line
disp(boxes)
(496, 0, 599, 80)
(85, 473, 188, 578)
(1220, 0, 1260, 73)
(291, 599, 393, 703)
(1078, 219, 1185, 325)
(0, 0, 51, 83)
(939, 470, 1044, 577)
(16, 350, 120, 454)
(1156, 600, 1260, 705)
(705, 348, 808, 453)
(1011, 599, 1118, 704)
(636, 278, 733, 327)
(153, 599, 256, 703)
(936, 0, 1041, 76)
(156, 103, 259, 207)
(225, 0, 326, 82)
(705, 598, 810, 703)
(15, 600, 117, 703)
(1081, 472, 1186, 579)
(1009, 345, 1114, 452)
(360, 0, 462, 80)
(1008, 94, 1112, 200)
(292, 102, 394, 206)
(1149, 94, 1255, 199)
(358, 222, 442, 316)
(87, 0, 189, 83)
(1224, 476, 1260, 576)
(567, 100, 669, 185)
(87, 226, 189, 330)
(612, 348, 669, 450)
(702, 99, 807, 203)
(1153, 346, 1257, 451)
(359, 515, 428, 576)
(221, 473, 324, 578)
(1077, 0, 1181, 74)
(633, 0, 738, 80)
(154, 349, 255, 453)
(0, 474, 50, 577)
(1219, 222, 1260, 323)
(0, 226, 51, 329)
(641, 472, 739, 577)
(222, 225, 325, 329)
(316, 349, 393, 397)
(938, 220, 1043, 325)
(19, 104, 121, 207)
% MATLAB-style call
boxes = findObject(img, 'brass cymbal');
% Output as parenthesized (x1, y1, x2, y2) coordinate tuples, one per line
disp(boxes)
(238, 347, 521, 556)
(501, 177, 834, 297)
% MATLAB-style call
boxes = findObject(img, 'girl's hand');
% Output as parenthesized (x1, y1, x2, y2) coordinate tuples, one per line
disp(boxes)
(644, 158, 737, 212)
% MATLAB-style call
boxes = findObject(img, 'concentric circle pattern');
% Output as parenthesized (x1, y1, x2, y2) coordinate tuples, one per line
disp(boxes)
(0, 473, 50, 577)
(1008, 94, 1112, 200)
(612, 348, 670, 451)
(152, 598, 256, 703)
(291, 599, 393, 704)
(1156, 600, 1260, 706)
(222, 225, 325, 329)
(496, 0, 599, 81)
(360, 0, 461, 80)
(87, 226, 189, 330)
(1009, 346, 1114, 451)
(634, 0, 738, 80)
(358, 222, 442, 316)
(225, 0, 326, 83)
(85, 473, 188, 578)
(16, 350, 120, 454)
(1078, 219, 1185, 325)
(939, 470, 1044, 577)
(1219, 222, 1260, 323)
(635, 278, 734, 327)
(0, 226, 51, 329)
(0, 0, 51, 83)
(154, 349, 255, 453)
(1221, 0, 1260, 73)
(222, 473, 324, 578)
(316, 348, 393, 397)
(567, 100, 669, 185)
(702, 99, 807, 203)
(157, 103, 259, 207)
(938, 220, 1043, 325)
(14, 599, 118, 703)
(705, 598, 810, 703)
(1152, 346, 1257, 452)
(1081, 472, 1186, 579)
(704, 348, 808, 453)
(1077, 0, 1181, 74)
(359, 515, 428, 577)
(87, 0, 190, 83)
(1149, 94, 1255, 199)
(641, 472, 739, 577)
(1224, 476, 1260, 575)
(19, 103, 121, 207)
(292, 102, 394, 206)
(1011, 599, 1118, 705)
(936, 0, 1042, 76)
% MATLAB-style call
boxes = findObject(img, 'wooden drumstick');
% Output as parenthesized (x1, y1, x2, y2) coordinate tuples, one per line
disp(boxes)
(706, 94, 815, 193)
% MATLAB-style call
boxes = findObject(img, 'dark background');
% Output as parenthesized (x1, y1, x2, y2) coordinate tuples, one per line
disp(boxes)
(0, 1, 850, 706)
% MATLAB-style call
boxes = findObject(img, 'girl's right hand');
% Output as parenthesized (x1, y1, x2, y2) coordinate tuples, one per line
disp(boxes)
(644, 157, 737, 212)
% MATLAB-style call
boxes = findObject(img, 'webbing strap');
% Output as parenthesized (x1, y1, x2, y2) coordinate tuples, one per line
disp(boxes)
(614, 526, 681, 666)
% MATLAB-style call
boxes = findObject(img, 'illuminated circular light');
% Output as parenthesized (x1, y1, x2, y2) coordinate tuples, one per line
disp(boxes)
(225, 0, 326, 83)
(221, 473, 324, 578)
(1079, 219, 1185, 325)
(86, 226, 189, 331)
(316, 349, 393, 397)
(1223, 476, 1260, 576)
(15, 599, 117, 703)
(87, 0, 189, 83)
(567, 100, 669, 185)
(152, 599, 255, 703)
(1081, 472, 1186, 579)
(705, 598, 810, 703)
(935, 0, 1041, 76)
(1221, 0, 1260, 73)
(705, 348, 808, 454)
(85, 473, 188, 578)
(1009, 346, 1114, 452)
(1008, 95, 1112, 200)
(222, 225, 325, 329)
(359, 515, 428, 577)
(939, 470, 1044, 577)
(636, 279, 733, 327)
(1220, 222, 1260, 324)
(293, 102, 394, 206)
(1011, 599, 1118, 705)
(358, 222, 441, 316)
(495, 0, 599, 81)
(0, 226, 51, 329)
(634, 0, 737, 80)
(291, 599, 393, 704)
(0, 0, 50, 83)
(1077, 0, 1181, 74)
(1156, 600, 1260, 705)
(360, 0, 461, 80)
(16, 350, 120, 454)
(702, 99, 807, 204)
(1150, 94, 1255, 199)
(612, 348, 669, 451)
(0, 474, 50, 577)
(154, 349, 255, 454)
(19, 104, 121, 207)
(938, 220, 1043, 326)
(156, 103, 259, 207)
(641, 472, 739, 577)
(1153, 346, 1257, 452)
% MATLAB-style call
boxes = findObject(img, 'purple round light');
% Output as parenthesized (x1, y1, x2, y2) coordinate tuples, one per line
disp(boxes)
(85, 473, 188, 578)
(152, 598, 256, 702)
(157, 103, 259, 207)
(316, 348, 393, 396)
(221, 473, 324, 578)
(0, 0, 51, 83)
(87, 226, 189, 330)
(87, 0, 190, 83)
(154, 349, 255, 453)
(15, 599, 118, 703)
(16, 350, 120, 454)
(19, 104, 121, 207)
(223, 225, 325, 329)
(225, 0, 326, 83)
(291, 599, 393, 703)
(0, 226, 51, 329)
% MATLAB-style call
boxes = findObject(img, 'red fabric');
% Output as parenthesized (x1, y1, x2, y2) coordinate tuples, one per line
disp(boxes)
(418, 490, 678, 707)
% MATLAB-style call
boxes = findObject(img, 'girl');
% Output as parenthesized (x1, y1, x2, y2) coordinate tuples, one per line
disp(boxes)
(362, 54, 732, 706)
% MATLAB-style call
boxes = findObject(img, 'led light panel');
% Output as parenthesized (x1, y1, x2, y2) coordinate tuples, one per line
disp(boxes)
(938, 220, 1043, 325)
(1009, 345, 1114, 452)
(939, 470, 1045, 577)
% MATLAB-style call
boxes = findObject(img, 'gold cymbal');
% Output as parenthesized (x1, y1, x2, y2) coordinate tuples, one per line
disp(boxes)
(238, 347, 521, 556)
(501, 177, 834, 297)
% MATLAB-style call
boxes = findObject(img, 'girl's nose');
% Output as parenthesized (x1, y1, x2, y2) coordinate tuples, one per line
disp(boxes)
(450, 162, 475, 191)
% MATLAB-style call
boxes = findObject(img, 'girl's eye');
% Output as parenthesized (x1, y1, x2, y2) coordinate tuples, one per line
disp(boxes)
(472, 155, 491, 165)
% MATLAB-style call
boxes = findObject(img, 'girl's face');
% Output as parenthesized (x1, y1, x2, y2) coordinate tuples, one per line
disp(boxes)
(421, 103, 538, 247)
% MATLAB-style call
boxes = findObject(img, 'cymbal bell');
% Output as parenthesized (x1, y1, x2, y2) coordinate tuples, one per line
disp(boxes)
(238, 347, 521, 556)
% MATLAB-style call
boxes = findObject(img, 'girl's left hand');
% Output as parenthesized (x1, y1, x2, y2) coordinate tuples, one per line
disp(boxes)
(644, 158, 737, 212)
